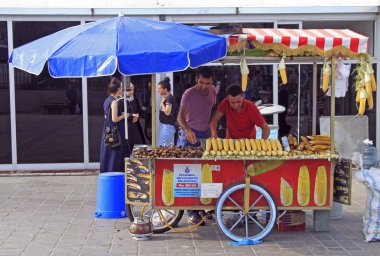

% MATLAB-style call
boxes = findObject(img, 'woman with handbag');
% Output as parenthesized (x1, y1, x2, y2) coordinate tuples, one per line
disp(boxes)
(100, 78, 130, 173)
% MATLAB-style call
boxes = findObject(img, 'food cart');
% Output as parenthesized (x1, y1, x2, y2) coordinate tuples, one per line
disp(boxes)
(126, 28, 372, 242)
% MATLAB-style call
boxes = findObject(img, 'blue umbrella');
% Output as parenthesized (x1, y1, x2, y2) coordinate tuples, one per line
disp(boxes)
(9, 16, 226, 77)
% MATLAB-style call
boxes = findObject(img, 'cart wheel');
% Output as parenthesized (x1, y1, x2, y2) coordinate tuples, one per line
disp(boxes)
(215, 182, 277, 242)
(126, 204, 184, 234)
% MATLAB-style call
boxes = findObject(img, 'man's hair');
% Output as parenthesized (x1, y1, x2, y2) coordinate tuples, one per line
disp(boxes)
(227, 85, 243, 97)
(196, 66, 213, 79)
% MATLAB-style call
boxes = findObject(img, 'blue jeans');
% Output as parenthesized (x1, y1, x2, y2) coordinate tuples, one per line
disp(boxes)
(177, 128, 210, 147)
(158, 123, 176, 147)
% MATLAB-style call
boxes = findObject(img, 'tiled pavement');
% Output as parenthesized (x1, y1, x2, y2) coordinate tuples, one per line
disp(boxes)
(0, 171, 379, 256)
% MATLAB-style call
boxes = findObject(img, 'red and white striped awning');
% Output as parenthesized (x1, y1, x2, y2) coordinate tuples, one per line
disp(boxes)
(232, 28, 368, 54)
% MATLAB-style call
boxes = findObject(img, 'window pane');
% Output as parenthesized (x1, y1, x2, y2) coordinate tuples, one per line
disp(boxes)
(0, 21, 11, 164)
(13, 21, 83, 163)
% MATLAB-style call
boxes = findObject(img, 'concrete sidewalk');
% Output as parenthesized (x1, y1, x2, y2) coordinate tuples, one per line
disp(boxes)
(0, 172, 378, 256)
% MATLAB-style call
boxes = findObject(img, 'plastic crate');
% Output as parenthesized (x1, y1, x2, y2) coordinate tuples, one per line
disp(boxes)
(277, 210, 305, 231)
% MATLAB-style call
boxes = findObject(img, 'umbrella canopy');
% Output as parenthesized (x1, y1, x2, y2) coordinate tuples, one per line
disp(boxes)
(9, 16, 227, 77)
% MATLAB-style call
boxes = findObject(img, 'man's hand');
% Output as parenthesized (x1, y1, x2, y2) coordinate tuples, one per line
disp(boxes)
(185, 128, 197, 144)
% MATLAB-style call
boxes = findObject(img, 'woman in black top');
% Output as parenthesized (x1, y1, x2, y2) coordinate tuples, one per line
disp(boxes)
(118, 83, 146, 152)
(157, 77, 177, 146)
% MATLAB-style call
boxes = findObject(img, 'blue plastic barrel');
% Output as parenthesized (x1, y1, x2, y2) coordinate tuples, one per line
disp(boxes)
(94, 172, 127, 219)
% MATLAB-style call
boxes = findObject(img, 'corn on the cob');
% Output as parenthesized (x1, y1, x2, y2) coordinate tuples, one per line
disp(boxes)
(307, 135, 330, 141)
(162, 169, 174, 206)
(297, 166, 310, 206)
(370, 73, 377, 91)
(359, 88, 366, 115)
(278, 56, 287, 85)
(216, 138, 223, 151)
(239, 139, 246, 151)
(355, 88, 360, 103)
(265, 140, 272, 151)
(368, 91, 374, 109)
(249, 139, 257, 151)
(205, 138, 211, 151)
(246, 160, 285, 176)
(245, 139, 251, 151)
(211, 138, 218, 151)
(269, 139, 277, 151)
(240, 56, 249, 91)
(322, 59, 331, 93)
(255, 139, 262, 151)
(260, 139, 267, 151)
(242, 74, 248, 92)
(235, 140, 241, 151)
(275, 139, 283, 152)
(228, 139, 235, 151)
(200, 164, 213, 204)
(222, 139, 229, 151)
(314, 166, 327, 206)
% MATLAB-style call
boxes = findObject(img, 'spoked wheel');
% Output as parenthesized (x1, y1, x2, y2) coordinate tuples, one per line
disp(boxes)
(215, 183, 277, 242)
(126, 204, 184, 234)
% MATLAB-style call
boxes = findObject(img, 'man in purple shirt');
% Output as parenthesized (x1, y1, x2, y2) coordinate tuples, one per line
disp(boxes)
(176, 66, 215, 225)
(177, 67, 216, 147)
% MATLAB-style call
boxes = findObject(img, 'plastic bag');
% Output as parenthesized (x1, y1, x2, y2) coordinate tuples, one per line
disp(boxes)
(356, 168, 380, 242)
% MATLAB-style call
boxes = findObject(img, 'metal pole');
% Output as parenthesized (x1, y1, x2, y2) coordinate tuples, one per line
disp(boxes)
(7, 20, 17, 170)
(123, 76, 130, 140)
(297, 64, 301, 143)
(312, 63, 317, 135)
(151, 74, 156, 148)
(330, 56, 336, 152)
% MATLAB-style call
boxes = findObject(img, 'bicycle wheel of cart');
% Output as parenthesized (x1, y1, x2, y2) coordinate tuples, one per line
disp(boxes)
(126, 204, 184, 234)
(215, 183, 277, 242)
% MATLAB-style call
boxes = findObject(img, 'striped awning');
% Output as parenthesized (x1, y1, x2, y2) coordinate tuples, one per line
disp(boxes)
(231, 28, 368, 54)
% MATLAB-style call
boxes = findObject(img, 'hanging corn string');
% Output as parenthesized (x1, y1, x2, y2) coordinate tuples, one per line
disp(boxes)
(353, 55, 376, 115)
(322, 58, 331, 93)
(278, 55, 287, 85)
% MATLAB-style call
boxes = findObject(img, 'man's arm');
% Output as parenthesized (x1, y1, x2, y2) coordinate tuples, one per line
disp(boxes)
(209, 110, 224, 138)
(177, 106, 196, 144)
(260, 122, 270, 140)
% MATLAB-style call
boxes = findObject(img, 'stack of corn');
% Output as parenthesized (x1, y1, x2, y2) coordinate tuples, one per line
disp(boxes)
(203, 138, 288, 158)
(287, 134, 332, 156)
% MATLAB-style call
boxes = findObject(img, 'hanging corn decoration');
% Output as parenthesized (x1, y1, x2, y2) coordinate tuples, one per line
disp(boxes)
(355, 79, 361, 103)
(240, 56, 249, 92)
(278, 55, 287, 85)
(365, 58, 377, 92)
(359, 88, 366, 115)
(364, 72, 374, 110)
(322, 58, 331, 93)
(370, 73, 377, 92)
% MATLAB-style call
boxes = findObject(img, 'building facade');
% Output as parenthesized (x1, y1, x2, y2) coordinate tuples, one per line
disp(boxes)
(0, 2, 379, 171)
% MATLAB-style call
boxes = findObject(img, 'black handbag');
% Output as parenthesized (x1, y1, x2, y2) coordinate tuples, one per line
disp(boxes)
(103, 103, 121, 148)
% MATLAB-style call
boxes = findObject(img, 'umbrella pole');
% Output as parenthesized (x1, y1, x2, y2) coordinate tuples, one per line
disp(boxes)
(123, 76, 130, 140)
(330, 56, 336, 153)
(151, 75, 156, 148)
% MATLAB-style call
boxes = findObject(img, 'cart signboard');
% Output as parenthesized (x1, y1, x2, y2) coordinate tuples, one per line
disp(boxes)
(155, 158, 332, 209)
(125, 159, 151, 205)
(333, 158, 352, 205)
